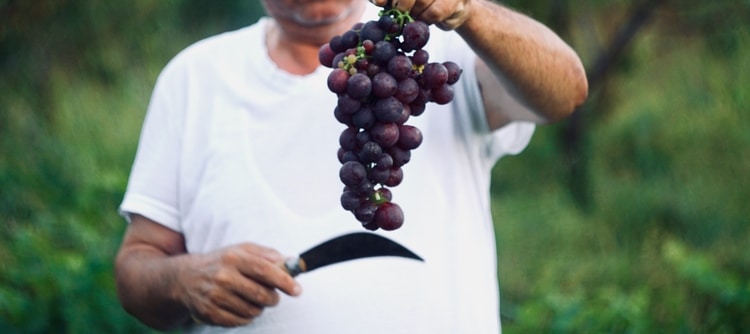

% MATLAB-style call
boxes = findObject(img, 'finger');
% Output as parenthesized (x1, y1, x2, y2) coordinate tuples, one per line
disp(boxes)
(193, 305, 256, 328)
(230, 280, 281, 307)
(191, 290, 260, 328)
(393, 0, 416, 13)
(231, 245, 302, 297)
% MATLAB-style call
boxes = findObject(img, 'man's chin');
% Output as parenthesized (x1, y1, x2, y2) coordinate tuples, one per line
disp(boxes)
(292, 5, 354, 27)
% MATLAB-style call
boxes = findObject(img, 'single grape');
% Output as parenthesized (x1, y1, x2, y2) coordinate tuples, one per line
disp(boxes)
(402, 21, 430, 50)
(397, 125, 423, 150)
(387, 55, 413, 80)
(372, 41, 397, 65)
(421, 62, 449, 88)
(431, 84, 454, 105)
(368, 167, 391, 184)
(372, 72, 398, 98)
(370, 122, 400, 148)
(377, 187, 393, 202)
(334, 106, 353, 125)
(395, 103, 410, 125)
(411, 49, 429, 66)
(340, 190, 361, 211)
(347, 73, 372, 100)
(339, 127, 358, 151)
(394, 77, 419, 104)
(329, 35, 345, 53)
(360, 20, 386, 43)
(443, 61, 462, 85)
(339, 161, 367, 187)
(319, 44, 336, 68)
(373, 96, 404, 123)
(388, 146, 411, 167)
(337, 94, 361, 115)
(374, 202, 404, 231)
(359, 141, 383, 164)
(341, 29, 360, 49)
(375, 153, 394, 170)
(352, 104, 376, 129)
(327, 68, 349, 94)
(354, 202, 377, 224)
(384, 167, 404, 187)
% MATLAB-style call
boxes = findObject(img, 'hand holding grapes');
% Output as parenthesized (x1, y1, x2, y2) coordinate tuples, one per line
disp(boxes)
(369, 0, 472, 30)
(320, 7, 463, 231)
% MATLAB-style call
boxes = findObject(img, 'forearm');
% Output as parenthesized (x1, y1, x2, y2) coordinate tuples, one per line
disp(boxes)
(456, 0, 588, 122)
(115, 247, 192, 331)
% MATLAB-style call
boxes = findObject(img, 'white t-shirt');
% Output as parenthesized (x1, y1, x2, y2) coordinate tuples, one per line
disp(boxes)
(120, 4, 535, 334)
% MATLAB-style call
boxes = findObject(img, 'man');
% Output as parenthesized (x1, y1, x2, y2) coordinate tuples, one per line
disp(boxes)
(114, 0, 587, 333)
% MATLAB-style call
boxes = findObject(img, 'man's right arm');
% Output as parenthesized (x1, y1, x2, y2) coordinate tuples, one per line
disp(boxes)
(114, 214, 302, 330)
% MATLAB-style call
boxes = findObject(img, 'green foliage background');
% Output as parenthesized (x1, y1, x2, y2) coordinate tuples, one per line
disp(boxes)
(1, 1, 748, 333)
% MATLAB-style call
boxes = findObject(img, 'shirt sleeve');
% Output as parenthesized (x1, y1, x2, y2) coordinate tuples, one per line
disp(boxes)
(118, 59, 187, 232)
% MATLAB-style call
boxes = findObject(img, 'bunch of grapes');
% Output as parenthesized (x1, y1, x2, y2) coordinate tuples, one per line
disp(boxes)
(319, 8, 462, 231)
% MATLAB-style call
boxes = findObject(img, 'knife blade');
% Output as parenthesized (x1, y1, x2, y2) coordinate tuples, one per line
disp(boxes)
(283, 232, 423, 277)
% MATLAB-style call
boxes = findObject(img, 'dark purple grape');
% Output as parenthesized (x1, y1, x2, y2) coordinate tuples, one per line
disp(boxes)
(409, 102, 426, 117)
(375, 153, 394, 170)
(377, 187, 393, 202)
(384, 167, 404, 187)
(339, 127, 358, 151)
(337, 94, 361, 115)
(377, 14, 395, 31)
(397, 125, 423, 150)
(347, 73, 372, 99)
(370, 122, 399, 148)
(431, 84, 454, 105)
(355, 131, 371, 147)
(368, 167, 391, 184)
(319, 44, 336, 68)
(360, 20, 386, 43)
(443, 61, 462, 85)
(411, 49, 429, 66)
(340, 190, 361, 211)
(329, 35, 345, 53)
(334, 106, 353, 125)
(339, 161, 367, 187)
(362, 40, 375, 54)
(374, 202, 404, 230)
(402, 21, 430, 50)
(395, 103, 410, 125)
(372, 41, 397, 64)
(387, 55, 413, 80)
(421, 62, 449, 88)
(352, 105, 376, 129)
(327, 68, 349, 94)
(373, 96, 404, 123)
(341, 29, 359, 49)
(394, 77, 419, 104)
(372, 72, 398, 98)
(387, 146, 411, 167)
(354, 201, 377, 223)
(359, 141, 383, 164)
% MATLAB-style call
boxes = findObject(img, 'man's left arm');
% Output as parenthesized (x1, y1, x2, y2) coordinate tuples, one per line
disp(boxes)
(373, 0, 589, 129)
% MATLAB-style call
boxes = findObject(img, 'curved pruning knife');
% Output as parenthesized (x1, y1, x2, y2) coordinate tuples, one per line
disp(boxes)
(283, 232, 423, 277)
